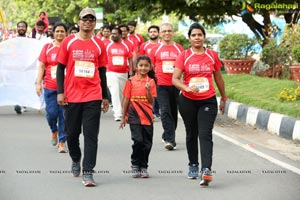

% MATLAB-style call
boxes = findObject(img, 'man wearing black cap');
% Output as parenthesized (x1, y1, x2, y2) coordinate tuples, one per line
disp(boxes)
(56, 7, 109, 187)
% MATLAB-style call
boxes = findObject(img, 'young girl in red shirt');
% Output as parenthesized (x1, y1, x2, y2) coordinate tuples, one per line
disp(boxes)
(119, 55, 157, 178)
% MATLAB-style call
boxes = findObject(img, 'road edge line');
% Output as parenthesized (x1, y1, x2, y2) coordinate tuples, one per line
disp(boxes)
(213, 130, 300, 175)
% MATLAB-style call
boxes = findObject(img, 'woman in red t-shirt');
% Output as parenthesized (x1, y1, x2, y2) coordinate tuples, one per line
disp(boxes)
(35, 22, 68, 153)
(120, 55, 157, 178)
(172, 23, 227, 187)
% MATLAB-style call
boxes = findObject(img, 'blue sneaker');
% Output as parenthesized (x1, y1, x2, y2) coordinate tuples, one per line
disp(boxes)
(187, 164, 199, 179)
(200, 168, 213, 186)
(71, 161, 81, 177)
(82, 173, 96, 187)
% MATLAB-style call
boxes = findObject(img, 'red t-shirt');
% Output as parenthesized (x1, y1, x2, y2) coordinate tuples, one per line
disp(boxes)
(139, 40, 160, 56)
(101, 38, 112, 47)
(106, 41, 133, 73)
(174, 48, 222, 100)
(38, 42, 59, 90)
(56, 34, 107, 103)
(149, 42, 184, 86)
(123, 38, 137, 53)
(123, 75, 157, 125)
(129, 33, 144, 50)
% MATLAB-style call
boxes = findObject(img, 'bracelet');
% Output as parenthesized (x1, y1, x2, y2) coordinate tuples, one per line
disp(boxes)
(221, 97, 228, 101)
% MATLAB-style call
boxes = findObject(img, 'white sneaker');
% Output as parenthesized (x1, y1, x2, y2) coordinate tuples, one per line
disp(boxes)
(58, 142, 67, 153)
(115, 117, 121, 122)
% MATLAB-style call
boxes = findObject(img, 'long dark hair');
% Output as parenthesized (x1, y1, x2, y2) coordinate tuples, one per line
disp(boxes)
(136, 55, 156, 82)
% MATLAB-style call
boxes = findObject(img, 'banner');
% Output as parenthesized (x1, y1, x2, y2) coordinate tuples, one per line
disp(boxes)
(0, 37, 46, 109)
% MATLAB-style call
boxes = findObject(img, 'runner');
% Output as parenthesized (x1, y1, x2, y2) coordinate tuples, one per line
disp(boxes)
(56, 7, 109, 187)
(13, 21, 30, 114)
(149, 23, 184, 150)
(119, 24, 137, 64)
(128, 20, 144, 52)
(101, 25, 112, 47)
(172, 22, 227, 186)
(139, 25, 161, 120)
(106, 27, 133, 121)
(35, 22, 68, 153)
(119, 55, 157, 178)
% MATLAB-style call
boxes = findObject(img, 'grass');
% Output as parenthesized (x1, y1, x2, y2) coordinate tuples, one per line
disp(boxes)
(215, 74, 300, 119)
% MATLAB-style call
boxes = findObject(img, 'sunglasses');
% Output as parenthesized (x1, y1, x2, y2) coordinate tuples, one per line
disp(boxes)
(80, 16, 96, 22)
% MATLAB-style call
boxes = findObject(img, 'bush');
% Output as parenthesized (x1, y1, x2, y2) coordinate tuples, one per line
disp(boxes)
(261, 38, 289, 67)
(218, 33, 256, 59)
(292, 44, 300, 64)
(279, 25, 300, 65)
(173, 32, 189, 49)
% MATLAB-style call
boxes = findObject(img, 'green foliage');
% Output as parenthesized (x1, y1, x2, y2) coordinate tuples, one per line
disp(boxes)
(259, 26, 300, 80)
(215, 74, 300, 118)
(292, 44, 300, 64)
(173, 32, 189, 49)
(261, 38, 289, 66)
(218, 34, 256, 59)
(279, 25, 300, 65)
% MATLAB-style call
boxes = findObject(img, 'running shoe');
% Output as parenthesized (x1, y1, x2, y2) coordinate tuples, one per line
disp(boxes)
(130, 165, 140, 178)
(51, 131, 58, 146)
(188, 164, 199, 179)
(82, 173, 96, 187)
(165, 142, 176, 150)
(199, 168, 213, 186)
(71, 161, 81, 177)
(58, 142, 67, 153)
(140, 168, 149, 178)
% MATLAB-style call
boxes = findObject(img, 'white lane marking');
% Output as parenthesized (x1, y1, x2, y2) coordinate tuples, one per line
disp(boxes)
(213, 130, 300, 175)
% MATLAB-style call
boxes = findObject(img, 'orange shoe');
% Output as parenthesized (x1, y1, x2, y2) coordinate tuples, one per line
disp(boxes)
(58, 142, 67, 153)
(51, 131, 58, 146)
(200, 168, 213, 187)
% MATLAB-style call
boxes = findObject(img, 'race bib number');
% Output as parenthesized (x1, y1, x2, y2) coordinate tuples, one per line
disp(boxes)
(50, 65, 57, 79)
(188, 77, 209, 93)
(162, 61, 174, 73)
(112, 56, 124, 66)
(74, 61, 95, 78)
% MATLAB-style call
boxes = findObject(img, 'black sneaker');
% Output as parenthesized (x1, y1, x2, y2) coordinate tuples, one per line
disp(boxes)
(199, 168, 213, 186)
(165, 142, 176, 150)
(14, 105, 22, 114)
(71, 161, 81, 177)
(82, 173, 96, 187)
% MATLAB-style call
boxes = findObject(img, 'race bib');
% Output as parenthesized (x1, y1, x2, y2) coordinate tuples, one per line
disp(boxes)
(50, 65, 57, 79)
(188, 77, 209, 93)
(112, 56, 124, 66)
(162, 61, 174, 73)
(74, 61, 95, 78)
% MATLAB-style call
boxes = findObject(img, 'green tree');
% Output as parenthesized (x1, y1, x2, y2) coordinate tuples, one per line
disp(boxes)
(2, 0, 299, 45)
(122, 0, 299, 46)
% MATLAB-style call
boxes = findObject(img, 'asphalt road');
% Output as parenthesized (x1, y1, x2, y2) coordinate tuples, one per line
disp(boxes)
(0, 106, 299, 200)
